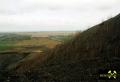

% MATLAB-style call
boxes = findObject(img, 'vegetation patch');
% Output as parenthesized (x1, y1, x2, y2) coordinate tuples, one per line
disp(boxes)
(0, 33, 31, 51)
(49, 35, 73, 43)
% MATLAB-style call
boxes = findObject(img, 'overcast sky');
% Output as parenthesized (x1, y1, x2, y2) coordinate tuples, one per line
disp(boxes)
(0, 0, 120, 32)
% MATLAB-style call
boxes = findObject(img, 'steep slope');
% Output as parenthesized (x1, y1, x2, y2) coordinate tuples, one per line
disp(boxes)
(38, 13, 120, 81)
(3, 13, 120, 82)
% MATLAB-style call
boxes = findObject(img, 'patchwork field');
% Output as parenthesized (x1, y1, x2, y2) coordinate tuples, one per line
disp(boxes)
(0, 31, 75, 80)
(0, 31, 75, 53)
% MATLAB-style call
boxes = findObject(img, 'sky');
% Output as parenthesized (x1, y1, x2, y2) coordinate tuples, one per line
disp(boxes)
(0, 0, 120, 32)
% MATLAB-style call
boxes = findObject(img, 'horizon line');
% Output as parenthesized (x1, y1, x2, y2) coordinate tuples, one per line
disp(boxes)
(0, 30, 81, 33)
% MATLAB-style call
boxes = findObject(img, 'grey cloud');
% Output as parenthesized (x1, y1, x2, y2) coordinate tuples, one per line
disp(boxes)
(0, 0, 119, 32)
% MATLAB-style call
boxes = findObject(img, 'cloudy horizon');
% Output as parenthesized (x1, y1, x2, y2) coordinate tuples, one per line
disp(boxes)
(0, 0, 120, 32)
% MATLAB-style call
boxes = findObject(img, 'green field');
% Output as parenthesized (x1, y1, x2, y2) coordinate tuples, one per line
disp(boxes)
(0, 33, 73, 52)
(49, 35, 73, 43)
(0, 41, 13, 51)
(0, 33, 31, 51)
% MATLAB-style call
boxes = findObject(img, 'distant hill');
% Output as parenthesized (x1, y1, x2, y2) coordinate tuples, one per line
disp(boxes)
(1, 13, 120, 82)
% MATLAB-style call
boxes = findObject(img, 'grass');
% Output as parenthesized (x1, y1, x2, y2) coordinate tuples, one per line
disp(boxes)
(0, 33, 31, 51)
(0, 41, 14, 51)
(15, 37, 61, 49)
(49, 35, 73, 43)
